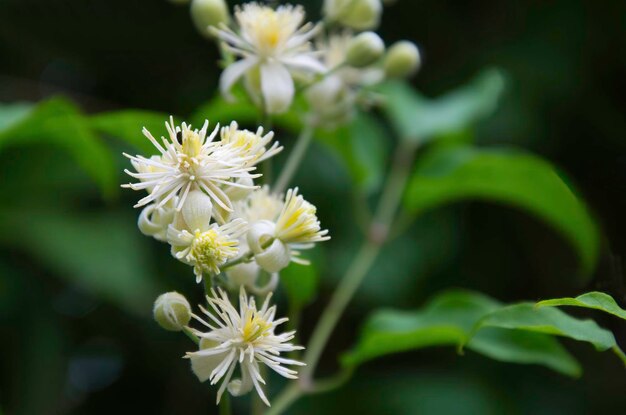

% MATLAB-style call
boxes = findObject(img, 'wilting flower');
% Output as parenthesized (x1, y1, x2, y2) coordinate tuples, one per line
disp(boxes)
(212, 2, 325, 114)
(123, 117, 257, 212)
(167, 190, 248, 281)
(244, 187, 330, 272)
(187, 288, 304, 406)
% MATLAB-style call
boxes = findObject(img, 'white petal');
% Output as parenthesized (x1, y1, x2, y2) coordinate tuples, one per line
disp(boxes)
(182, 190, 213, 232)
(255, 239, 291, 273)
(220, 58, 258, 101)
(260, 61, 295, 114)
(189, 349, 229, 383)
(281, 54, 326, 74)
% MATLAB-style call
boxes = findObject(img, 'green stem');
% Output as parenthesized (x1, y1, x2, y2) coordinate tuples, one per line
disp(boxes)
(269, 140, 418, 413)
(219, 393, 232, 415)
(273, 125, 315, 194)
(302, 140, 417, 380)
(182, 326, 200, 345)
(265, 384, 300, 415)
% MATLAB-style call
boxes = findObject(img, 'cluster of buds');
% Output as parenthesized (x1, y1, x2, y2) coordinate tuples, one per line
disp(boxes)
(172, 0, 420, 126)
(124, 115, 329, 405)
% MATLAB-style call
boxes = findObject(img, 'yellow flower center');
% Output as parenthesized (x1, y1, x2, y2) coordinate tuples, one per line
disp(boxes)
(255, 9, 282, 49)
(242, 310, 272, 343)
(182, 130, 203, 158)
(190, 230, 237, 273)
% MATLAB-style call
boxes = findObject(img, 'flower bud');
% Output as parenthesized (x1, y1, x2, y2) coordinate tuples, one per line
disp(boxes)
(153, 292, 191, 331)
(254, 239, 291, 273)
(384, 41, 421, 78)
(226, 261, 260, 287)
(324, 0, 382, 30)
(190, 0, 230, 38)
(346, 32, 385, 67)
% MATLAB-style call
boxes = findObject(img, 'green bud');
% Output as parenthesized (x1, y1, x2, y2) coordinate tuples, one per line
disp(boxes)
(384, 40, 421, 78)
(190, 0, 230, 38)
(153, 292, 191, 331)
(346, 31, 385, 67)
(324, 0, 382, 30)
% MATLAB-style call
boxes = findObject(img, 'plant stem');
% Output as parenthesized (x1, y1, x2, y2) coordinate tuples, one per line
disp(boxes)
(269, 139, 418, 414)
(182, 326, 200, 345)
(219, 393, 231, 415)
(265, 384, 300, 415)
(273, 125, 315, 194)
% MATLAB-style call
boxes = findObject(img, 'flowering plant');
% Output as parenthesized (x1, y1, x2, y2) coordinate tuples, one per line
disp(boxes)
(1, 0, 625, 414)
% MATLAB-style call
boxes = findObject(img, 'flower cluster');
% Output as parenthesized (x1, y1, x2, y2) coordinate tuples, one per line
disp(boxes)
(129, 0, 420, 408)
(124, 115, 329, 405)
(187, 0, 420, 124)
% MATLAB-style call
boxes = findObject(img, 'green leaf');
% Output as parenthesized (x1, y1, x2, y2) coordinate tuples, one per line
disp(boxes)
(474, 303, 625, 363)
(404, 145, 599, 275)
(90, 109, 169, 154)
(379, 68, 505, 143)
(343, 290, 581, 376)
(0, 97, 116, 198)
(0, 102, 33, 131)
(537, 292, 626, 321)
(316, 112, 389, 193)
(0, 209, 160, 315)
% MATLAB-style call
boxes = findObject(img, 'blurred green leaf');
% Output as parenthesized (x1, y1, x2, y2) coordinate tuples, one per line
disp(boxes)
(0, 102, 33, 130)
(537, 292, 626, 320)
(379, 69, 505, 143)
(404, 145, 599, 275)
(0, 209, 160, 315)
(90, 110, 170, 154)
(0, 97, 116, 198)
(280, 261, 318, 310)
(343, 290, 581, 376)
(474, 303, 625, 362)
(316, 112, 389, 193)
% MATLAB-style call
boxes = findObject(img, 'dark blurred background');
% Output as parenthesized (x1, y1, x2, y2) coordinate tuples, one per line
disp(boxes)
(1, 0, 626, 414)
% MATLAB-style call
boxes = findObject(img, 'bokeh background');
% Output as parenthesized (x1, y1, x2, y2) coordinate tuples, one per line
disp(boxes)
(1, 0, 626, 414)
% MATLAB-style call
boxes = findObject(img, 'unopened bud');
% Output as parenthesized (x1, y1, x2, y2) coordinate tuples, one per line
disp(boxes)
(384, 41, 421, 78)
(153, 292, 191, 331)
(324, 0, 382, 30)
(226, 261, 260, 287)
(190, 0, 230, 38)
(346, 32, 385, 67)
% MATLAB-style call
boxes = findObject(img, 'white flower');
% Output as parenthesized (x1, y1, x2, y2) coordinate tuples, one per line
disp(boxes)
(167, 190, 248, 282)
(212, 3, 325, 114)
(243, 187, 330, 272)
(274, 187, 330, 245)
(186, 288, 304, 406)
(233, 185, 284, 223)
(123, 117, 257, 213)
(220, 121, 283, 165)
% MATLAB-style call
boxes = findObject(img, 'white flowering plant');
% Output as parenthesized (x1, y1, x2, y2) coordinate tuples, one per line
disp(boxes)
(1, 0, 625, 414)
